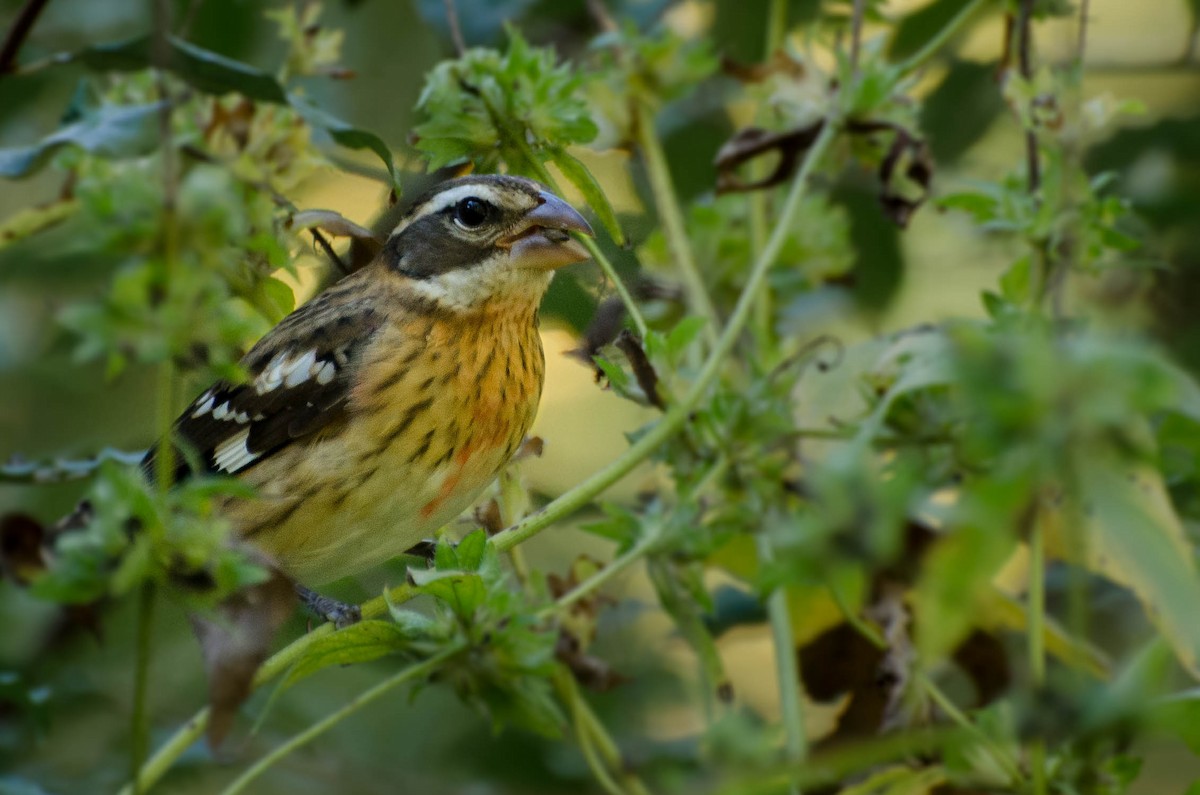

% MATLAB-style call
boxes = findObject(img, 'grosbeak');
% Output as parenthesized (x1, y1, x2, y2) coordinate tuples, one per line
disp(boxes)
(144, 174, 593, 590)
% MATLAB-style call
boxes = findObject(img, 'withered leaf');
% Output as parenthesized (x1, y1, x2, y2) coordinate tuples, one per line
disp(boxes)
(714, 123, 825, 194)
(191, 551, 296, 749)
(615, 330, 665, 411)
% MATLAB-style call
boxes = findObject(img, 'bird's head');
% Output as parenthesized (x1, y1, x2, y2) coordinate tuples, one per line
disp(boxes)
(382, 175, 594, 313)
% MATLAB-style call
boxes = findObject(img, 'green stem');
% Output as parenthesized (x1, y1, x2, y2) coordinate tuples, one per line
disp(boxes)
(633, 101, 720, 345)
(896, 0, 991, 75)
(130, 583, 157, 795)
(1029, 516, 1048, 795)
(557, 669, 653, 795)
(757, 534, 807, 795)
(829, 583, 1027, 788)
(539, 526, 659, 619)
(917, 671, 1025, 786)
(492, 119, 839, 553)
(218, 645, 463, 795)
(501, 110, 649, 339)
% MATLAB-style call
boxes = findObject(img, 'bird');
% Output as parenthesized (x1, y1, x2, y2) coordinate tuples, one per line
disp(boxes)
(141, 174, 593, 606)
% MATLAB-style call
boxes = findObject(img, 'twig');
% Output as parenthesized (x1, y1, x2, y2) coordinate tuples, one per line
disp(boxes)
(310, 228, 349, 275)
(1029, 510, 1048, 795)
(491, 119, 840, 553)
(218, 645, 463, 795)
(1017, 0, 1040, 194)
(849, 0, 866, 74)
(442, 0, 466, 56)
(757, 533, 807, 795)
(634, 101, 721, 346)
(585, 0, 618, 34)
(897, 0, 989, 75)
(1, 448, 146, 484)
(0, 0, 51, 76)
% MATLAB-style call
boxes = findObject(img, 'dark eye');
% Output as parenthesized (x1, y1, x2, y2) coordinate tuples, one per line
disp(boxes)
(454, 197, 491, 229)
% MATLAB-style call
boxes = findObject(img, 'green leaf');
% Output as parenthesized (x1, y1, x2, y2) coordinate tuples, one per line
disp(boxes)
(409, 569, 487, 618)
(547, 146, 625, 246)
(59, 35, 397, 184)
(666, 316, 709, 359)
(0, 103, 163, 179)
(291, 96, 398, 185)
(914, 505, 1019, 662)
(1078, 453, 1200, 678)
(455, 529, 488, 571)
(75, 35, 288, 103)
(282, 620, 411, 689)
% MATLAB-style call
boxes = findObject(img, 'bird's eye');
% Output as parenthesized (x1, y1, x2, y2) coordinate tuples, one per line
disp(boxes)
(453, 197, 491, 229)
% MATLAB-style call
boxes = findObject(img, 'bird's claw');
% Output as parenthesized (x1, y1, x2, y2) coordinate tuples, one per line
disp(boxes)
(296, 585, 361, 629)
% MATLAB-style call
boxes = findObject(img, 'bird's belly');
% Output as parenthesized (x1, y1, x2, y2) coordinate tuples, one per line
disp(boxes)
(227, 391, 535, 585)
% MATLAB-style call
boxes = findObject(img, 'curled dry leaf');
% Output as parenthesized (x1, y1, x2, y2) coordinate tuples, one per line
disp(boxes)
(714, 122, 826, 194)
(191, 548, 296, 749)
(286, 209, 384, 246)
(615, 330, 665, 411)
(720, 51, 806, 84)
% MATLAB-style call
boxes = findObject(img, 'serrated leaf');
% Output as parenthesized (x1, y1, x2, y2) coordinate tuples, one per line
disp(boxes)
(409, 569, 487, 618)
(282, 620, 411, 689)
(0, 103, 163, 179)
(290, 97, 398, 185)
(548, 146, 625, 246)
(1077, 453, 1200, 678)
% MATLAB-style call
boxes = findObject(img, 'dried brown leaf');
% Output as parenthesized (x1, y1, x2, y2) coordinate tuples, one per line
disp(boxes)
(191, 551, 296, 749)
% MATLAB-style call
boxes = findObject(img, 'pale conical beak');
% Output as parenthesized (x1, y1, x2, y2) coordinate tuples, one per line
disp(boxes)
(499, 191, 595, 270)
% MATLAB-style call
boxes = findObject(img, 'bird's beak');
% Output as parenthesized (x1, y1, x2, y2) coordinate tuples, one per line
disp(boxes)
(498, 191, 594, 270)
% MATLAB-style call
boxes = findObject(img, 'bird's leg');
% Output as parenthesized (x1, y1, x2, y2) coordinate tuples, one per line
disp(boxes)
(295, 585, 361, 629)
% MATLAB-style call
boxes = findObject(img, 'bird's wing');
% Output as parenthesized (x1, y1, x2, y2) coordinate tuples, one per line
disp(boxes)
(142, 288, 386, 483)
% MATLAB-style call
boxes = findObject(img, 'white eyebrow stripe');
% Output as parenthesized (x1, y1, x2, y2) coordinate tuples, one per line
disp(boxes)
(388, 183, 530, 237)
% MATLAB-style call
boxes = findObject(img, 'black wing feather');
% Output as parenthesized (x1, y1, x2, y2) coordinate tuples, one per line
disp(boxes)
(142, 289, 384, 484)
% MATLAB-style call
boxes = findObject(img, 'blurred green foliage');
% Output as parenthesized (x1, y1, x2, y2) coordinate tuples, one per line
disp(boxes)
(3, 1, 1200, 794)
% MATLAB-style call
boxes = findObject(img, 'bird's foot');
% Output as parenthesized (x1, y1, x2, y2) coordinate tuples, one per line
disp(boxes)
(296, 585, 361, 629)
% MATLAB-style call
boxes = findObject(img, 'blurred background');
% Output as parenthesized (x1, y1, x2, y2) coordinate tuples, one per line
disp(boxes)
(1, 0, 1199, 792)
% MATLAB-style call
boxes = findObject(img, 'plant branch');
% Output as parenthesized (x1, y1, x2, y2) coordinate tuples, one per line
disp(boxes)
(491, 119, 839, 553)
(1016, 0, 1040, 194)
(634, 101, 721, 346)
(0, 0, 51, 76)
(442, 0, 466, 56)
(757, 534, 807, 795)
(218, 644, 463, 795)
(896, 0, 989, 75)
(1028, 513, 1048, 795)
(850, 0, 866, 73)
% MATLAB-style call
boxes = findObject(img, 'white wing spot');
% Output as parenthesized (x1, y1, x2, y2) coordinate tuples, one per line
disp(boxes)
(213, 428, 259, 473)
(256, 351, 289, 394)
(284, 349, 318, 388)
(212, 402, 231, 421)
(316, 360, 336, 385)
(235, 411, 251, 424)
(191, 393, 215, 418)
